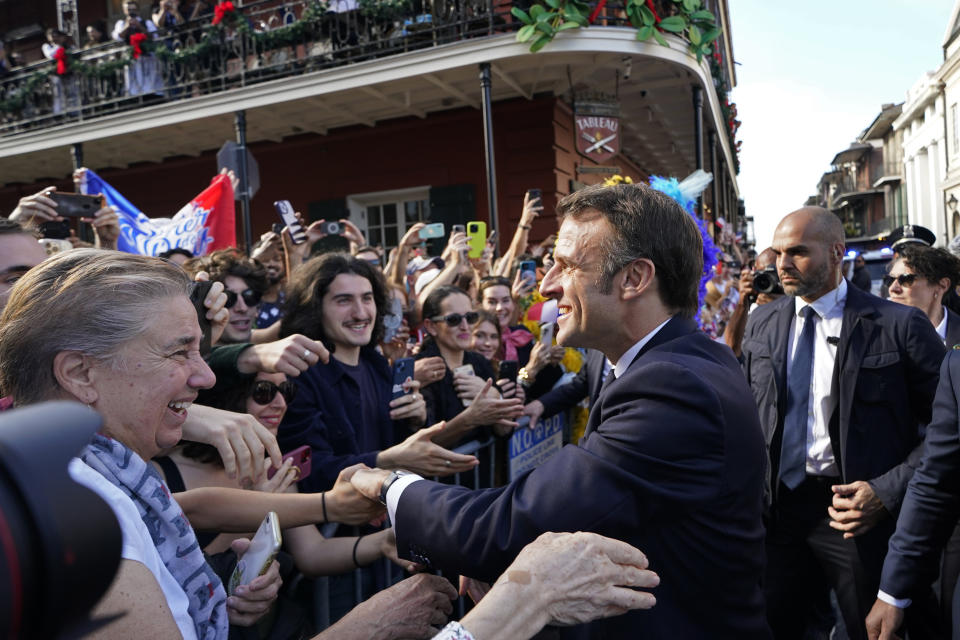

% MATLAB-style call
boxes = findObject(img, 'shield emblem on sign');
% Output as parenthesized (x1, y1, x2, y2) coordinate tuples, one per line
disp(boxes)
(575, 114, 620, 164)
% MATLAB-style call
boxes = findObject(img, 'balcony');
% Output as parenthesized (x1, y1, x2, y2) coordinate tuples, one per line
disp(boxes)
(0, 0, 740, 193)
(1, 0, 524, 136)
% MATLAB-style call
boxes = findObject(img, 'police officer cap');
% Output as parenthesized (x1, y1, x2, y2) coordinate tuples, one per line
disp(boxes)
(888, 224, 936, 250)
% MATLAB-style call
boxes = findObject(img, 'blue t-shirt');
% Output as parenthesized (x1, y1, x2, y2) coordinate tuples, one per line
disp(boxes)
(256, 292, 285, 329)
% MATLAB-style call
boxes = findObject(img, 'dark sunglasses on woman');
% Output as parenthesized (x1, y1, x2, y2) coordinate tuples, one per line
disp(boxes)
(882, 273, 918, 288)
(224, 288, 263, 309)
(431, 311, 481, 327)
(250, 380, 297, 405)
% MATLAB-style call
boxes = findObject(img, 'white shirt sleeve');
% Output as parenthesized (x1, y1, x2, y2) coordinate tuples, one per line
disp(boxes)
(386, 473, 425, 525)
(877, 590, 911, 608)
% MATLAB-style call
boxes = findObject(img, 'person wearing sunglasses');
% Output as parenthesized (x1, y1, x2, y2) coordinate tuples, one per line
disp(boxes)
(185, 249, 267, 345)
(416, 285, 524, 449)
(153, 369, 416, 637)
(885, 243, 960, 349)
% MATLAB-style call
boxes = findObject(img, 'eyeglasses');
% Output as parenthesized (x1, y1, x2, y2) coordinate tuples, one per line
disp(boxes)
(431, 311, 481, 327)
(250, 380, 297, 405)
(224, 288, 263, 309)
(882, 273, 919, 288)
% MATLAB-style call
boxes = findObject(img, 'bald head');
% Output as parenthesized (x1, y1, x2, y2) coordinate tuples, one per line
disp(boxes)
(771, 207, 845, 302)
(776, 207, 845, 246)
(755, 247, 777, 271)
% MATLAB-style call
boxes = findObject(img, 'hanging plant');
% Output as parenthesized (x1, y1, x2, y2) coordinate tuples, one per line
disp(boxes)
(513, 0, 721, 62)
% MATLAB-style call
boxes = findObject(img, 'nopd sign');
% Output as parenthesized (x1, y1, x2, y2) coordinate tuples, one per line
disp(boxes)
(508, 413, 565, 480)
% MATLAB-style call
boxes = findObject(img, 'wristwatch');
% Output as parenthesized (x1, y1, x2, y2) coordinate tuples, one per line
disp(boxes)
(379, 470, 411, 505)
(518, 366, 533, 387)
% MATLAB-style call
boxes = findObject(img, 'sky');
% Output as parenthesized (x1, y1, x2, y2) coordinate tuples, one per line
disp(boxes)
(728, 0, 956, 249)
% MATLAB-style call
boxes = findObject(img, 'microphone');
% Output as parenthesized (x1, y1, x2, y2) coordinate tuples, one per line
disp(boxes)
(826, 336, 840, 346)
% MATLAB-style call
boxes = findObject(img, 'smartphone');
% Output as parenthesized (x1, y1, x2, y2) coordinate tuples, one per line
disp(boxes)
(526, 188, 542, 203)
(322, 221, 342, 235)
(40, 220, 71, 239)
(418, 222, 445, 240)
(453, 364, 475, 377)
(267, 445, 312, 481)
(382, 296, 404, 344)
(498, 360, 519, 382)
(452, 224, 466, 234)
(467, 221, 487, 259)
(49, 192, 103, 218)
(228, 512, 282, 595)
(273, 200, 306, 244)
(187, 280, 213, 356)
(454, 363, 475, 406)
(539, 321, 555, 345)
(519, 259, 537, 284)
(392, 357, 415, 401)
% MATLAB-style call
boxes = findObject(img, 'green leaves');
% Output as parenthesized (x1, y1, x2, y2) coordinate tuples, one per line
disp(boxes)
(514, 0, 721, 60)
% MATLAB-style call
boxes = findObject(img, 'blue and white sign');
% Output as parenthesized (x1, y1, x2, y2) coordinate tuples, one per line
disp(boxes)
(508, 412, 564, 481)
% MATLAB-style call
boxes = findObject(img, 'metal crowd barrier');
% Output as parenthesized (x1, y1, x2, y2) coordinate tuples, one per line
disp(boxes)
(310, 435, 498, 631)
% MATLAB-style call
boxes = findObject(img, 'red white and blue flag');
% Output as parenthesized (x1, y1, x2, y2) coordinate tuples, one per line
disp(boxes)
(79, 170, 236, 256)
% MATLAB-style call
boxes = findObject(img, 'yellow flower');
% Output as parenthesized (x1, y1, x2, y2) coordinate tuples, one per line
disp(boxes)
(560, 348, 583, 374)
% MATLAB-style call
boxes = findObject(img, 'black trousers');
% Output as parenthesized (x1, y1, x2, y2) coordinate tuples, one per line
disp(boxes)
(765, 476, 943, 640)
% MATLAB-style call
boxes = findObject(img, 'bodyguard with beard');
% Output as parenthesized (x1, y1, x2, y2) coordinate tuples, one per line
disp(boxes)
(741, 207, 945, 639)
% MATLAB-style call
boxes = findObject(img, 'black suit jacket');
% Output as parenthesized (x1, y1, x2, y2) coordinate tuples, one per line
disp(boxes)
(394, 316, 771, 638)
(536, 348, 606, 419)
(741, 283, 944, 522)
(880, 352, 960, 632)
(945, 308, 960, 349)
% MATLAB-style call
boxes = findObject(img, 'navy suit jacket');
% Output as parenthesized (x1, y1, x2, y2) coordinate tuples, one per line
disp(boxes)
(278, 347, 404, 492)
(741, 283, 944, 531)
(395, 316, 770, 638)
(880, 351, 960, 627)
(536, 348, 606, 419)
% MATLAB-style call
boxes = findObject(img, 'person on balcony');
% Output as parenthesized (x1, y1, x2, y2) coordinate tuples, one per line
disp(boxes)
(112, 1, 165, 98)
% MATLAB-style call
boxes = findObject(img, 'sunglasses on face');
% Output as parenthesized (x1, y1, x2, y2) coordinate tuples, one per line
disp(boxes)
(224, 288, 262, 309)
(431, 311, 481, 327)
(883, 274, 918, 288)
(250, 380, 297, 405)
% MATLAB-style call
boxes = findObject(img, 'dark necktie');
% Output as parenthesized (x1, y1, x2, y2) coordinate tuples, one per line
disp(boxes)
(780, 306, 817, 490)
(599, 365, 615, 396)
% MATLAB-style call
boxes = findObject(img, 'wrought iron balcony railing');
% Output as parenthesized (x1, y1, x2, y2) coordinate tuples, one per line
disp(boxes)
(0, 0, 530, 135)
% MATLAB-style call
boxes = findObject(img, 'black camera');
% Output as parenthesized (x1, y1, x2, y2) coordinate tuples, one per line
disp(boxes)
(322, 221, 342, 235)
(753, 267, 783, 296)
(0, 402, 122, 637)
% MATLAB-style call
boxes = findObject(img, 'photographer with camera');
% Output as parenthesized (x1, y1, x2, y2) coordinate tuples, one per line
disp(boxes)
(724, 247, 782, 358)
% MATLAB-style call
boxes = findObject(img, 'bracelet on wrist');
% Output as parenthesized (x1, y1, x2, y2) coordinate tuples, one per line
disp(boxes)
(519, 224, 531, 230)
(321, 491, 329, 524)
(352, 535, 364, 568)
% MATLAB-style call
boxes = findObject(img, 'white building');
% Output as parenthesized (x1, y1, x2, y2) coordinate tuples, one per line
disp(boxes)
(893, 72, 948, 245)
(938, 1, 960, 241)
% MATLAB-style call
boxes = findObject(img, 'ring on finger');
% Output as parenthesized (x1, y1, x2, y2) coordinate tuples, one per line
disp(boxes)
(303, 349, 311, 359)
(444, 459, 451, 467)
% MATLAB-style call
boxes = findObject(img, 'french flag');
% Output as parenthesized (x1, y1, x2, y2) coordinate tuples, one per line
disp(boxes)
(79, 170, 236, 257)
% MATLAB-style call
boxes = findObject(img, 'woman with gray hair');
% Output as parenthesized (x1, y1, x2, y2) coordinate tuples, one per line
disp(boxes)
(0, 249, 279, 638)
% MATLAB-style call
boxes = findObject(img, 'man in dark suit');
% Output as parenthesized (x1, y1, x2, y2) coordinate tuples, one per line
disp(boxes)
(873, 242, 960, 633)
(741, 207, 945, 640)
(350, 182, 772, 638)
(866, 351, 960, 639)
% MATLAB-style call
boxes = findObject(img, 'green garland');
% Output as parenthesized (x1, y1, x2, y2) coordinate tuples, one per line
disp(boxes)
(0, 1, 328, 115)
(513, 0, 721, 62)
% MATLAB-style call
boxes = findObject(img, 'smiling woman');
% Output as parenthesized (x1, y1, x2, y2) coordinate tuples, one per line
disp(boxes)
(0, 249, 235, 639)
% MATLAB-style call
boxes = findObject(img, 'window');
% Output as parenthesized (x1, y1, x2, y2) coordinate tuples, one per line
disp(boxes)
(953, 103, 959, 153)
(347, 187, 431, 252)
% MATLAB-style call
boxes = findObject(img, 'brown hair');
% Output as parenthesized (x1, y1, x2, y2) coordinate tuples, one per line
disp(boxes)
(556, 182, 703, 317)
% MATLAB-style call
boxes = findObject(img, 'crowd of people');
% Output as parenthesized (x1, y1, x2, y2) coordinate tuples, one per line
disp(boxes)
(7, 169, 960, 639)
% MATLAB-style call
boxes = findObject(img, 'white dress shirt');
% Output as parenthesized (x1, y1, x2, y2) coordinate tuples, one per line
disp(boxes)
(787, 278, 847, 477)
(936, 306, 948, 344)
(386, 317, 673, 526)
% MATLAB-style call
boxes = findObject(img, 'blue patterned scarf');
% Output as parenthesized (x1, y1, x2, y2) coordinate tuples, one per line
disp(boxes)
(81, 434, 228, 639)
